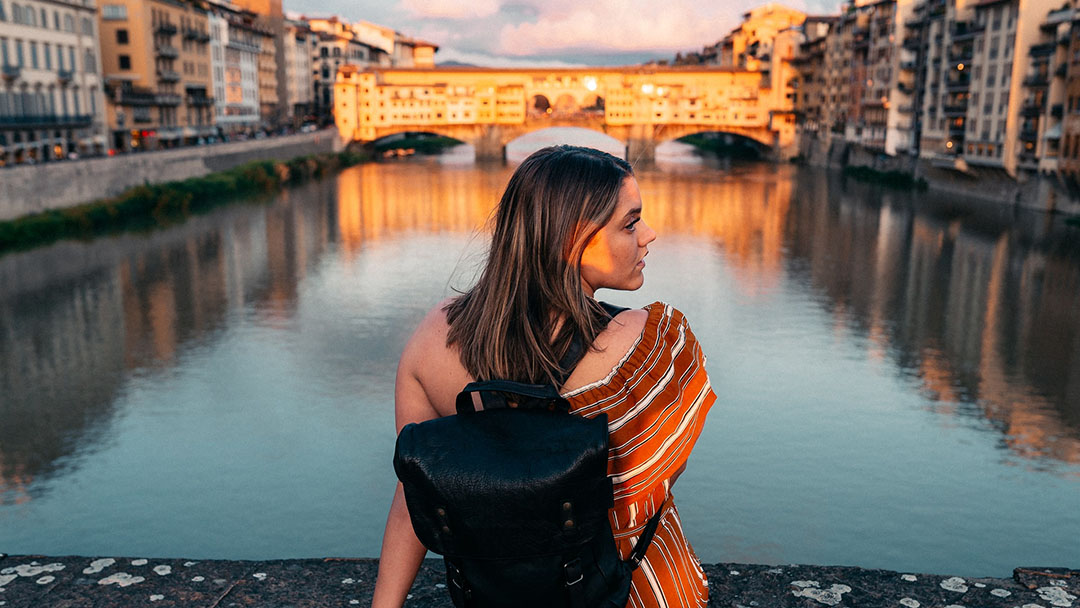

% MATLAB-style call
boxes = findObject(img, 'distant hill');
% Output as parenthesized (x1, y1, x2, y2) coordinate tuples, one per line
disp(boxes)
(437, 60, 478, 67)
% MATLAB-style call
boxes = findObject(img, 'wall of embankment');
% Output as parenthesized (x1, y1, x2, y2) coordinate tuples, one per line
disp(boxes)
(798, 131, 1080, 216)
(0, 131, 345, 222)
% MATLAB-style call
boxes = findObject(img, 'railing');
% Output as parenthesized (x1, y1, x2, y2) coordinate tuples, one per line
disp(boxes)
(2, 64, 20, 81)
(1020, 128, 1039, 141)
(226, 40, 261, 54)
(0, 114, 93, 128)
(118, 89, 157, 106)
(947, 122, 966, 135)
(903, 37, 922, 51)
(155, 93, 182, 106)
(57, 68, 74, 83)
(157, 70, 181, 82)
(1030, 42, 1056, 57)
(186, 96, 215, 107)
(1024, 73, 1049, 87)
(950, 22, 984, 41)
(156, 22, 178, 36)
(943, 103, 967, 116)
(155, 45, 179, 58)
(1021, 101, 1044, 116)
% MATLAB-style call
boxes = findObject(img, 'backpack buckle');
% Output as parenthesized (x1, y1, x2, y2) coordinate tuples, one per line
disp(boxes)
(564, 557, 583, 586)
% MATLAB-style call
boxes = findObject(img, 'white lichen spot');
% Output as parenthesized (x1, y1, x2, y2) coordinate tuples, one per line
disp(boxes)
(35, 576, 54, 585)
(98, 573, 145, 587)
(183, 562, 197, 567)
(944, 605, 965, 608)
(83, 559, 115, 575)
(974, 583, 986, 588)
(790, 581, 852, 606)
(406, 594, 413, 600)
(131, 559, 148, 567)
(902, 574, 918, 582)
(1053, 581, 1069, 588)
(0, 569, 12, 575)
(436, 583, 446, 589)
(899, 598, 919, 608)
(350, 601, 360, 606)
(730, 570, 741, 576)
(252, 573, 267, 581)
(767, 569, 784, 574)
(940, 577, 968, 593)
(342, 578, 355, 584)
(14, 563, 64, 577)
(191, 576, 205, 582)
(150, 595, 164, 602)
(153, 565, 171, 576)
(1020, 604, 1047, 608)
(990, 589, 1011, 597)
(0, 575, 15, 587)
(1037, 586, 1077, 607)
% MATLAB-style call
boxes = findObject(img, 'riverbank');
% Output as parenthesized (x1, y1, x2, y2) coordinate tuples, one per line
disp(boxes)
(0, 555, 1074, 607)
(0, 149, 369, 254)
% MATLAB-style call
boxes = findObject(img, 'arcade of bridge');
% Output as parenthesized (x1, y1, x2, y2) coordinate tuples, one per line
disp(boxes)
(334, 67, 798, 161)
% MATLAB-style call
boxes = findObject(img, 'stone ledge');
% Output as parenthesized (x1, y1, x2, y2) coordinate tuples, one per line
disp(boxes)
(0, 554, 1075, 607)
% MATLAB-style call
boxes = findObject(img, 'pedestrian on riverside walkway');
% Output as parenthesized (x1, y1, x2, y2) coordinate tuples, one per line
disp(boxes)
(372, 145, 716, 608)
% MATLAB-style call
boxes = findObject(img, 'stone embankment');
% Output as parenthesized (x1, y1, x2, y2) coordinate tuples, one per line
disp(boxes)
(0, 554, 1075, 607)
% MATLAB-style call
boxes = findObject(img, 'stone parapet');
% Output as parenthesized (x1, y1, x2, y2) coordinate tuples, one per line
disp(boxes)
(0, 554, 1075, 607)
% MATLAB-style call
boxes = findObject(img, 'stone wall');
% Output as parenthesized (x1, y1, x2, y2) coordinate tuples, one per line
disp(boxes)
(798, 131, 1080, 216)
(0, 130, 345, 222)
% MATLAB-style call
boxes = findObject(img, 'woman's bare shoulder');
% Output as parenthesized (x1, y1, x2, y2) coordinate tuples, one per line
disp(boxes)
(399, 298, 473, 415)
(561, 306, 649, 393)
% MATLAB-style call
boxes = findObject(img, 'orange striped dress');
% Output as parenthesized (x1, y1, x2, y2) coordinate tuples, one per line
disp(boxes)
(564, 302, 716, 608)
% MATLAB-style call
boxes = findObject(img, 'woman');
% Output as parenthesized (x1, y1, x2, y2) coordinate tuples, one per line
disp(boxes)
(372, 145, 715, 608)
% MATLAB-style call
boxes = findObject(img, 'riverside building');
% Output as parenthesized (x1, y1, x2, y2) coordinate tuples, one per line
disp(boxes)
(207, 0, 266, 136)
(97, 0, 213, 152)
(282, 15, 312, 126)
(0, 0, 106, 165)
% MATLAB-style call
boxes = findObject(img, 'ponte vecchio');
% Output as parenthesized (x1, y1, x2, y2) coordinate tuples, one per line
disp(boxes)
(334, 66, 798, 161)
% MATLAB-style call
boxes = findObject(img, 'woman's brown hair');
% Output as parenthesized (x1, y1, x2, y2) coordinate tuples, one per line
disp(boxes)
(444, 145, 634, 385)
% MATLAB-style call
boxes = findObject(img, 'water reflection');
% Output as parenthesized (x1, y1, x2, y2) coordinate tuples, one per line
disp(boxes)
(1, 159, 1078, 564)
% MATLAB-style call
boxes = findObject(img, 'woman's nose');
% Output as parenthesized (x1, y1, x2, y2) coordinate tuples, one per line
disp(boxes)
(639, 222, 657, 246)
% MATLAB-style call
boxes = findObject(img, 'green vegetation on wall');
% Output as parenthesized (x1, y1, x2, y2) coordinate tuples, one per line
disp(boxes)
(843, 165, 929, 190)
(0, 150, 370, 255)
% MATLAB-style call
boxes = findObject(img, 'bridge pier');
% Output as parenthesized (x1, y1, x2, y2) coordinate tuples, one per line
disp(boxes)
(625, 125, 656, 165)
(474, 125, 506, 162)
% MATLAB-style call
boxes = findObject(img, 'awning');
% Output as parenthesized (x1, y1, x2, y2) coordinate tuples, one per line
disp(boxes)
(182, 126, 198, 138)
(1044, 123, 1062, 140)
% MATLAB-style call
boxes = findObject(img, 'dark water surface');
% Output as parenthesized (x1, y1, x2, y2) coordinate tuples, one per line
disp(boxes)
(2, 155, 1079, 577)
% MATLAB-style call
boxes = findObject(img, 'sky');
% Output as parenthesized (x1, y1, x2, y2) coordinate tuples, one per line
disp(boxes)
(284, 0, 845, 67)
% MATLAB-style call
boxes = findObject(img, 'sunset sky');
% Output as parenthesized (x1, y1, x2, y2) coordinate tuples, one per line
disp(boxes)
(284, 0, 845, 66)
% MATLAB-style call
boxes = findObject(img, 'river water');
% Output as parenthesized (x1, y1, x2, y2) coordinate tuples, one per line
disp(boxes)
(1, 139, 1079, 577)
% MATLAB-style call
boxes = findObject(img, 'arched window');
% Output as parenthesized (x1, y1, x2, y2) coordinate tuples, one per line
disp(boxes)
(11, 3, 21, 24)
(63, 13, 73, 32)
(81, 17, 92, 34)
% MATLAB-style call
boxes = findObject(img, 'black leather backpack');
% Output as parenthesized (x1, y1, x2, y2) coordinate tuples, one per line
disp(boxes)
(393, 303, 663, 608)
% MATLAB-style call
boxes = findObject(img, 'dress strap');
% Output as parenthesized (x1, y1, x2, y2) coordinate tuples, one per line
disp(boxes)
(553, 301, 628, 387)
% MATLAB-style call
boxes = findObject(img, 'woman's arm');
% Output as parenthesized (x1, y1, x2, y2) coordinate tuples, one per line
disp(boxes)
(371, 316, 443, 608)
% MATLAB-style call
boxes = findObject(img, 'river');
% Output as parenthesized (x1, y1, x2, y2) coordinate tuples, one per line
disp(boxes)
(1, 137, 1078, 577)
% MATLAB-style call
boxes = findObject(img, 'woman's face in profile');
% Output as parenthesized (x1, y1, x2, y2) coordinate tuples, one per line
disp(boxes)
(579, 177, 656, 297)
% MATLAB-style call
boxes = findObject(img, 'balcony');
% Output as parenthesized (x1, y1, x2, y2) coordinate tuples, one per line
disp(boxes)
(155, 45, 179, 58)
(1024, 73, 1049, 87)
(1020, 127, 1039, 141)
(1021, 101, 1044, 116)
(118, 88, 157, 106)
(949, 46, 973, 61)
(904, 15, 925, 29)
(1030, 42, 1056, 57)
(156, 22, 178, 36)
(156, 93, 182, 106)
(186, 95, 215, 107)
(0, 114, 93, 128)
(1, 64, 20, 82)
(943, 103, 967, 116)
(946, 76, 971, 90)
(950, 22, 984, 41)
(226, 40, 261, 54)
(57, 68, 74, 84)
(157, 69, 181, 82)
(183, 28, 200, 40)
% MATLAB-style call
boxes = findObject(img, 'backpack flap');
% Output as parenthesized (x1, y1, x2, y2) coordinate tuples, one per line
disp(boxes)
(394, 407, 613, 560)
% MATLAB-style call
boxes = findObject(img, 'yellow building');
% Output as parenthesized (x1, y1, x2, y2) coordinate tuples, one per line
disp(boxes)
(97, 0, 213, 151)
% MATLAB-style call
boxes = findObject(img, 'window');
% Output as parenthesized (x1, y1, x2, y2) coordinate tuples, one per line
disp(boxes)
(68, 45, 75, 71)
(29, 41, 36, 68)
(0, 38, 7, 65)
(116, 29, 128, 44)
(43, 42, 49, 69)
(101, 4, 126, 20)
(52, 10, 57, 29)
(0, 1, 5, 22)
(55, 44, 62, 69)
(10, 2, 19, 23)
(15, 39, 23, 67)
(81, 17, 91, 35)
(118, 54, 130, 69)
(84, 49, 94, 73)
(63, 13, 73, 31)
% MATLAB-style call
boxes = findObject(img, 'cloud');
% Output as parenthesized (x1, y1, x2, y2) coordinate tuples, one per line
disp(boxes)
(497, 0, 743, 55)
(401, 0, 502, 19)
(436, 46, 586, 67)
